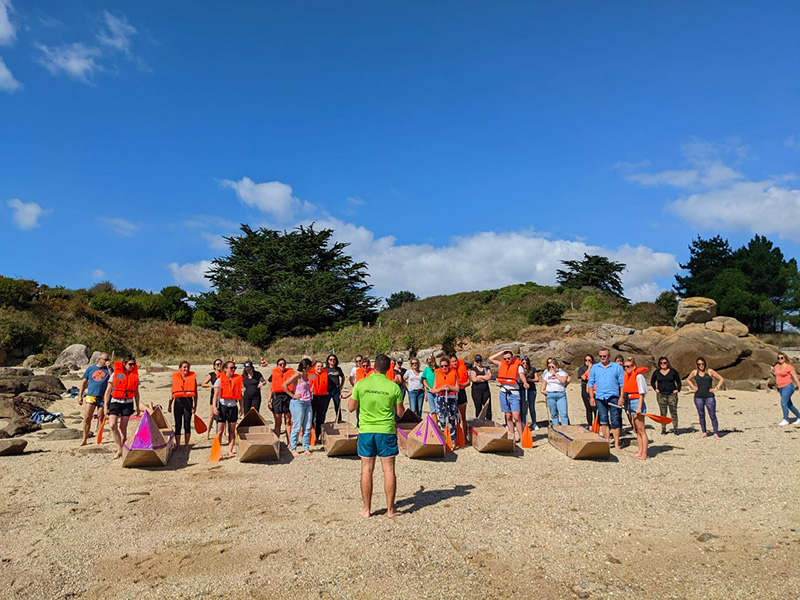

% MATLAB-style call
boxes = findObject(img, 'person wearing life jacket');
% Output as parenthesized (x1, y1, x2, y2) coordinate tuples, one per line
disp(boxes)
(489, 350, 528, 443)
(355, 357, 374, 383)
(577, 354, 596, 427)
(268, 358, 294, 438)
(449, 354, 471, 442)
(168, 361, 197, 450)
(432, 356, 460, 443)
(623, 358, 649, 460)
(309, 360, 330, 444)
(103, 355, 141, 460)
(213, 360, 243, 458)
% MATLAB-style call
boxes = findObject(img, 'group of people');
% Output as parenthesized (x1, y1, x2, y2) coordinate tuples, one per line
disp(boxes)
(75, 347, 800, 466)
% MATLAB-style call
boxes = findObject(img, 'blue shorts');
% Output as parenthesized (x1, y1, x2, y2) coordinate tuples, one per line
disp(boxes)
(357, 432, 399, 458)
(596, 396, 623, 429)
(499, 388, 521, 413)
(426, 391, 438, 413)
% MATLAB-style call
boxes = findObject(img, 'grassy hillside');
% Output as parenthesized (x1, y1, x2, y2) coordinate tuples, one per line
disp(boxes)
(264, 282, 673, 359)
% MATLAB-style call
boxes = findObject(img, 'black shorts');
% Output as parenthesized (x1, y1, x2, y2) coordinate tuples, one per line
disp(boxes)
(271, 392, 291, 414)
(108, 401, 135, 417)
(216, 403, 238, 423)
(457, 388, 468, 406)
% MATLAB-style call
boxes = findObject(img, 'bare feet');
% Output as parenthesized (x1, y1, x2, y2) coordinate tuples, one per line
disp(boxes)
(304, 450, 312, 456)
(79, 440, 87, 447)
(713, 434, 721, 440)
(359, 508, 371, 518)
(291, 450, 299, 457)
(699, 432, 708, 438)
(113, 450, 122, 459)
(385, 509, 398, 518)
(638, 455, 647, 460)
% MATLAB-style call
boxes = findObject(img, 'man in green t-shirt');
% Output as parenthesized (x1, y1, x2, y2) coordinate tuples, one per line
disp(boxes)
(348, 353, 405, 518)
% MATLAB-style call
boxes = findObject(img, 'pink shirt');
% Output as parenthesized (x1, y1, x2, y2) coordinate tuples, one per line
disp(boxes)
(775, 364, 796, 388)
(294, 378, 312, 402)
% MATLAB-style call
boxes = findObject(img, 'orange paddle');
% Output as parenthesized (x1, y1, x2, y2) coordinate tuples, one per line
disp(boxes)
(590, 415, 600, 434)
(456, 422, 466, 448)
(209, 435, 222, 462)
(96, 417, 106, 444)
(194, 413, 208, 434)
(309, 428, 316, 446)
(520, 424, 533, 448)
(645, 413, 673, 424)
(444, 426, 454, 451)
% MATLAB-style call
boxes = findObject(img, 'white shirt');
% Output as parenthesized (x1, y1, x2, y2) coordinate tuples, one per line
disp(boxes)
(543, 369, 568, 393)
(404, 369, 425, 391)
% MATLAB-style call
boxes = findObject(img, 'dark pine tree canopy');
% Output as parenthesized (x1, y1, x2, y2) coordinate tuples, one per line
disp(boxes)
(194, 224, 379, 344)
(386, 290, 419, 309)
(556, 254, 627, 299)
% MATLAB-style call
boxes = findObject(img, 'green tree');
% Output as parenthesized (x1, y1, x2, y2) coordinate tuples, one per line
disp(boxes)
(556, 254, 626, 299)
(528, 301, 566, 326)
(195, 224, 379, 344)
(655, 290, 679, 317)
(673, 235, 732, 297)
(386, 290, 419, 309)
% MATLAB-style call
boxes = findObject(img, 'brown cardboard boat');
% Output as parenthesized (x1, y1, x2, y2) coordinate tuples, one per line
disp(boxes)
(467, 418, 515, 453)
(548, 425, 610, 460)
(122, 407, 175, 468)
(322, 421, 359, 457)
(396, 410, 422, 454)
(236, 408, 280, 462)
(404, 414, 448, 459)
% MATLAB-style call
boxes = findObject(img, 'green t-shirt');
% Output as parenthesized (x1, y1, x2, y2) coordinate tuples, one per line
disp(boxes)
(422, 365, 436, 389)
(352, 372, 403, 434)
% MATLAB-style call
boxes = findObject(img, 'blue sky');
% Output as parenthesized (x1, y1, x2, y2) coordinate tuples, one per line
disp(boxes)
(1, 1, 799, 303)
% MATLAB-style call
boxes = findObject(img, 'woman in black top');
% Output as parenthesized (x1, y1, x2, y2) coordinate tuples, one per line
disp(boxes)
(469, 355, 492, 420)
(576, 354, 596, 427)
(200, 359, 223, 440)
(650, 356, 681, 434)
(242, 361, 267, 413)
(326, 354, 345, 422)
(519, 356, 539, 429)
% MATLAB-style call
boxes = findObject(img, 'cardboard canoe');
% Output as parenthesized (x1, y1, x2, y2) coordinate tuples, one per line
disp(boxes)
(396, 410, 422, 454)
(404, 415, 448, 459)
(322, 421, 359, 457)
(122, 407, 175, 468)
(237, 408, 280, 462)
(548, 425, 610, 460)
(467, 418, 515, 453)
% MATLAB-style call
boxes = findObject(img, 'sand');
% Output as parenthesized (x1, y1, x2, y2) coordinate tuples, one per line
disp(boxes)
(0, 364, 798, 599)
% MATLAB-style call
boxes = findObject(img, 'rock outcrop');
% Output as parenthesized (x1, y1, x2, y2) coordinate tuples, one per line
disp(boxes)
(53, 344, 89, 368)
(674, 297, 717, 327)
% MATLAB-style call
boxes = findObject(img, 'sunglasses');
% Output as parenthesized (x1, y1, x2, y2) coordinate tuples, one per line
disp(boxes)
(127, 362, 136, 367)
(278, 363, 286, 367)
(778, 356, 786, 360)
(624, 364, 633, 369)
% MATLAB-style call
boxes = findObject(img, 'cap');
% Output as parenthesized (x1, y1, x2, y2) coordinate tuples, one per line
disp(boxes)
(474, 354, 483, 361)
(396, 357, 403, 364)
(244, 360, 253, 368)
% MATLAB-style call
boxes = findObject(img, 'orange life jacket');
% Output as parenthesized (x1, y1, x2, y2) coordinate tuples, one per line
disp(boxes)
(497, 360, 521, 386)
(218, 372, 243, 400)
(355, 367, 373, 382)
(623, 366, 648, 399)
(111, 361, 139, 400)
(271, 367, 294, 393)
(309, 369, 329, 396)
(385, 360, 396, 382)
(172, 371, 197, 398)
(455, 359, 469, 387)
(434, 368, 458, 394)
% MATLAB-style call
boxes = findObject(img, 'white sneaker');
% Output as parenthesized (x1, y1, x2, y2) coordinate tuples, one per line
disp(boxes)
(533, 424, 540, 431)
(779, 419, 790, 426)
(794, 419, 800, 427)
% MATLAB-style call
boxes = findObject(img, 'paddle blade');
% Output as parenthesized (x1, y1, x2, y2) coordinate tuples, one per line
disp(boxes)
(444, 426, 454, 451)
(646, 413, 674, 425)
(210, 435, 222, 462)
(310, 428, 316, 446)
(96, 417, 106, 444)
(520, 424, 533, 448)
(590, 416, 600, 434)
(194, 413, 208, 434)
(456, 423, 465, 448)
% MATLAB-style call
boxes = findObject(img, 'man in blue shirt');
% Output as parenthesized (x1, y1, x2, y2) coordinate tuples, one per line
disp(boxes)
(587, 348, 625, 450)
(78, 353, 111, 446)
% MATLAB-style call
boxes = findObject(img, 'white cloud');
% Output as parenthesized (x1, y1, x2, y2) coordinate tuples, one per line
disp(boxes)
(786, 135, 800, 151)
(35, 42, 102, 82)
(91, 269, 106, 279)
(0, 0, 16, 46)
(98, 216, 139, 236)
(167, 260, 213, 288)
(96, 10, 137, 54)
(220, 177, 312, 222)
(0, 56, 19, 91)
(304, 217, 677, 302)
(6, 198, 51, 230)
(201, 232, 229, 250)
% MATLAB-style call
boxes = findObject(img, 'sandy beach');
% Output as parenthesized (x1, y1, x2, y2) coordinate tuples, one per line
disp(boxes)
(1, 364, 798, 600)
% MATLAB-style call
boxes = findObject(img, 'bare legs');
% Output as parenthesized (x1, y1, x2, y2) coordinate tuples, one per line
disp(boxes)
(359, 456, 397, 518)
(633, 414, 648, 459)
(80, 403, 97, 446)
(109, 414, 130, 459)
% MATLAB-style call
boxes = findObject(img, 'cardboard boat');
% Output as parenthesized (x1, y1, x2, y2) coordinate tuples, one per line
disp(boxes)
(548, 425, 610, 460)
(467, 418, 515, 453)
(122, 407, 175, 468)
(404, 414, 448, 459)
(237, 408, 280, 462)
(322, 421, 359, 457)
(396, 410, 422, 454)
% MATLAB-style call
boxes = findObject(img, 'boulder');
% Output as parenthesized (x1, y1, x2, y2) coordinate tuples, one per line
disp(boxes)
(53, 344, 89, 368)
(18, 391, 61, 404)
(0, 398, 17, 419)
(45, 364, 74, 377)
(22, 355, 47, 368)
(0, 439, 27, 456)
(41, 428, 81, 441)
(615, 328, 670, 356)
(652, 327, 746, 376)
(704, 320, 724, 332)
(717, 359, 772, 381)
(725, 379, 761, 392)
(89, 351, 103, 364)
(675, 297, 717, 327)
(4, 415, 41, 437)
(0, 377, 32, 395)
(559, 340, 601, 368)
(0, 367, 34, 378)
(27, 375, 66, 395)
(590, 324, 636, 347)
(709, 316, 749, 337)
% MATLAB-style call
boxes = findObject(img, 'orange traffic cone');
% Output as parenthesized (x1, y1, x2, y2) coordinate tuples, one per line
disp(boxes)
(209, 435, 222, 462)
(444, 426, 454, 451)
(520, 424, 533, 448)
(590, 416, 600, 434)
(456, 422, 466, 448)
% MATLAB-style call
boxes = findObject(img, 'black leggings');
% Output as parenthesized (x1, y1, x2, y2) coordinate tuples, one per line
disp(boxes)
(312, 394, 330, 438)
(581, 384, 596, 426)
(471, 387, 492, 420)
(244, 395, 262, 414)
(173, 397, 193, 435)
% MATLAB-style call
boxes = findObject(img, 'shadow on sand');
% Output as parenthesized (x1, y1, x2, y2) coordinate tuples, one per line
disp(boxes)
(391, 484, 476, 514)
